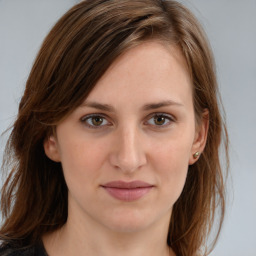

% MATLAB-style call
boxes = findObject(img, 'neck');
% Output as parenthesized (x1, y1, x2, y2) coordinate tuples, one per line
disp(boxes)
(43, 208, 175, 256)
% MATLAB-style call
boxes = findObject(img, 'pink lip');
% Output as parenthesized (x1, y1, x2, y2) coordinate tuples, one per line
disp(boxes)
(101, 180, 154, 201)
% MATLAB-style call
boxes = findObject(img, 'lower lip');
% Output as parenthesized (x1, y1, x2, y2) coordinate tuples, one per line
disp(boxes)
(102, 187, 153, 201)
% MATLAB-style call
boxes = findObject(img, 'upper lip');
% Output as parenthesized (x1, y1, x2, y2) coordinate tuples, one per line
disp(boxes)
(102, 180, 154, 189)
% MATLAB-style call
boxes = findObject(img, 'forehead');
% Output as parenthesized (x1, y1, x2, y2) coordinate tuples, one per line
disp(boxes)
(85, 41, 192, 107)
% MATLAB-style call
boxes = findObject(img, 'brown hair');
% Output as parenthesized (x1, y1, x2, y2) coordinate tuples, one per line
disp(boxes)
(0, 0, 228, 255)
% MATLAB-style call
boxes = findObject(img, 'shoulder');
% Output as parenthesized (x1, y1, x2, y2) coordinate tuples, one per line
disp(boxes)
(0, 246, 29, 256)
(0, 241, 47, 256)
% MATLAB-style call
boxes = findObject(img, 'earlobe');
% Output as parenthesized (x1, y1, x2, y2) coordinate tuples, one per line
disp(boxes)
(43, 135, 61, 162)
(189, 109, 209, 165)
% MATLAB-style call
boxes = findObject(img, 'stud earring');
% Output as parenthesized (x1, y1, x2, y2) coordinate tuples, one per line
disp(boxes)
(193, 152, 200, 159)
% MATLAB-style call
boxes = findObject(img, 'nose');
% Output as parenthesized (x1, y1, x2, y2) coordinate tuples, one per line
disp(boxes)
(109, 126, 147, 173)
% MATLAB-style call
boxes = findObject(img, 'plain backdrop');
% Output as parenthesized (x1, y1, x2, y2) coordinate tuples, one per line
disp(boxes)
(0, 1, 256, 255)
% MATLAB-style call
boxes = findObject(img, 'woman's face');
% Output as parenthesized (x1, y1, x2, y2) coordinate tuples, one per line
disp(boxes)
(44, 41, 207, 233)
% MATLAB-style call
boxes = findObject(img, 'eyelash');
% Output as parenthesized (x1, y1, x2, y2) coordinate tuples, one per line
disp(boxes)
(145, 113, 175, 128)
(80, 114, 111, 129)
(80, 113, 175, 129)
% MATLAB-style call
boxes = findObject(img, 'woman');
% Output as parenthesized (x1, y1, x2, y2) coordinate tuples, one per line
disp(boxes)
(0, 0, 229, 255)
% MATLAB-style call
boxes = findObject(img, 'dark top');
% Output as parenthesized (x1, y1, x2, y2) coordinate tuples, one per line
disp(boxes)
(0, 241, 48, 256)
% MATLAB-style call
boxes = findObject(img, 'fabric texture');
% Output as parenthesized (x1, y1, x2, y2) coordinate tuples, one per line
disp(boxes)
(0, 241, 47, 256)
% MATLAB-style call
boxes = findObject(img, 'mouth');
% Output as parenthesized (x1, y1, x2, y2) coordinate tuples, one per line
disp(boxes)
(101, 180, 154, 202)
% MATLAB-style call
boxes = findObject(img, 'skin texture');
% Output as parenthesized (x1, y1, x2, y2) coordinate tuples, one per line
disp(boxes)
(43, 41, 208, 256)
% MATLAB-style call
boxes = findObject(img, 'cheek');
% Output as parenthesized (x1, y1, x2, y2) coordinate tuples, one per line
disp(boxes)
(154, 151, 189, 208)
(57, 136, 107, 190)
(156, 145, 189, 185)
(152, 129, 193, 171)
(151, 131, 193, 200)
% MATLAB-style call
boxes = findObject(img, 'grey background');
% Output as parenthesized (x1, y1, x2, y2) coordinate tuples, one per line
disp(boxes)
(0, 1, 256, 255)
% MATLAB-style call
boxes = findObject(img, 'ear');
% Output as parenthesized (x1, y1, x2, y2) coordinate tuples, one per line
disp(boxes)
(189, 109, 209, 165)
(43, 135, 61, 162)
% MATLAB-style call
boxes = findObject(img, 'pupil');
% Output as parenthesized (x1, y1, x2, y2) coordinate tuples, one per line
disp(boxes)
(155, 116, 165, 125)
(92, 117, 103, 126)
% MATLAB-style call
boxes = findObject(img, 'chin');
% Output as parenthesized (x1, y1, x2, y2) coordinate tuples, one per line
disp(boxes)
(107, 219, 151, 233)
(101, 207, 164, 233)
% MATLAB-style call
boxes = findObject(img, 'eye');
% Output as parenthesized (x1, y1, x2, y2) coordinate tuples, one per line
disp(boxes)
(81, 114, 110, 128)
(146, 113, 174, 127)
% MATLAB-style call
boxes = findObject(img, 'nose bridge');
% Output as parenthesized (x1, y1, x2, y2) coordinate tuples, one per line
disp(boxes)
(111, 124, 146, 173)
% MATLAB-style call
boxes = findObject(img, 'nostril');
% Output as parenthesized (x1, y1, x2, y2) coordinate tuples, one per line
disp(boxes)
(109, 148, 147, 173)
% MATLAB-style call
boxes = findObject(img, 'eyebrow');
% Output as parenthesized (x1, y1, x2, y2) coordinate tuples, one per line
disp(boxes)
(81, 102, 115, 112)
(81, 100, 184, 112)
(142, 100, 184, 111)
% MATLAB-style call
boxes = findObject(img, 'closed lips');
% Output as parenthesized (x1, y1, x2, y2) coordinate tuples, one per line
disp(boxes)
(101, 181, 154, 201)
(102, 180, 154, 189)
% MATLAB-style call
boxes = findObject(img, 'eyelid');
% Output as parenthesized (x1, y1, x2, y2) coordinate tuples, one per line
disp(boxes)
(80, 112, 176, 130)
(80, 113, 112, 129)
(144, 112, 176, 127)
